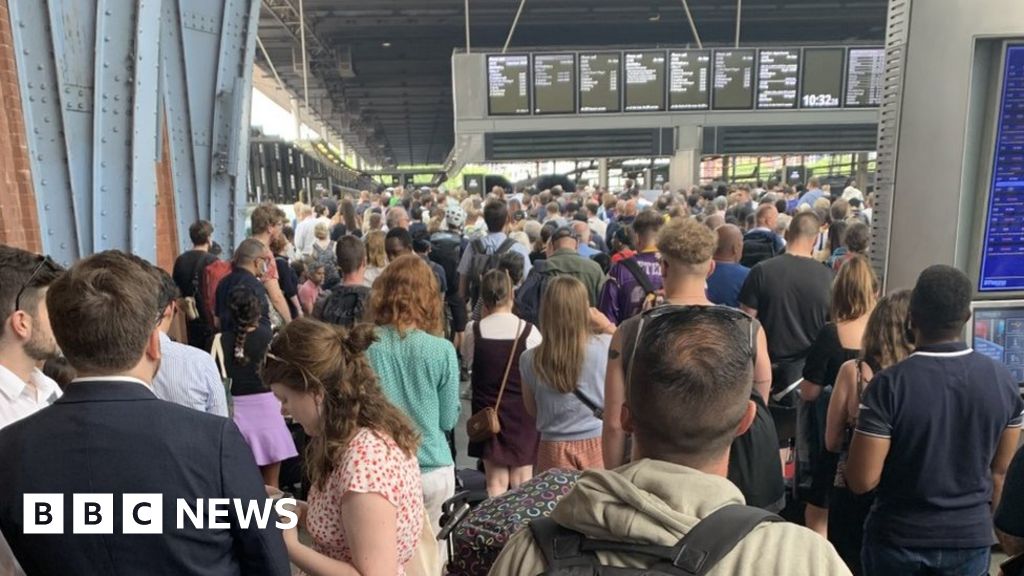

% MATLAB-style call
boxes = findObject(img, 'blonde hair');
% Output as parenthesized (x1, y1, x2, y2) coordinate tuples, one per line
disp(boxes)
(832, 254, 878, 322)
(657, 217, 717, 267)
(314, 222, 329, 240)
(365, 230, 388, 268)
(532, 276, 590, 394)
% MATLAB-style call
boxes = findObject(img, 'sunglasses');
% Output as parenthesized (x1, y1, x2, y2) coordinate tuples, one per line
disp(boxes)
(625, 305, 755, 391)
(15, 255, 55, 312)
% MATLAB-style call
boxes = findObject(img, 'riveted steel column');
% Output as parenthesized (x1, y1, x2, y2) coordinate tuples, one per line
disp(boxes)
(8, 0, 80, 264)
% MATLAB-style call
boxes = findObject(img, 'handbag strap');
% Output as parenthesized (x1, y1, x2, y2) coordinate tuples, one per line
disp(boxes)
(572, 388, 604, 420)
(210, 333, 227, 379)
(493, 321, 525, 412)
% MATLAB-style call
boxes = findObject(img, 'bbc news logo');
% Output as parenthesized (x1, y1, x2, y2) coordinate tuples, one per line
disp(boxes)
(24, 494, 298, 534)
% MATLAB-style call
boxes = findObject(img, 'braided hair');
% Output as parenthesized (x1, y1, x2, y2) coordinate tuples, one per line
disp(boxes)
(227, 286, 262, 365)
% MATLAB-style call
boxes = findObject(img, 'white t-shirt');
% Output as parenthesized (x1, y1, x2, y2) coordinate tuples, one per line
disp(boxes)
(461, 312, 542, 369)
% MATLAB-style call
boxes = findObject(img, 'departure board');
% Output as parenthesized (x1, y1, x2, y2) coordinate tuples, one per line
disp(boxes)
(579, 52, 621, 113)
(845, 48, 885, 107)
(757, 49, 801, 109)
(980, 45, 1024, 292)
(533, 53, 576, 114)
(668, 50, 711, 110)
(801, 47, 845, 109)
(713, 49, 756, 110)
(487, 54, 530, 115)
(624, 51, 666, 112)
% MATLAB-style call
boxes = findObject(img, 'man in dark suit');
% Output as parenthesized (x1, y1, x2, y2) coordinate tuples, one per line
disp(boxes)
(0, 251, 290, 575)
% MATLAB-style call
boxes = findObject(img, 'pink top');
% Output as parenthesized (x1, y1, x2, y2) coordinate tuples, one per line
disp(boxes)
(298, 280, 323, 315)
(305, 428, 424, 574)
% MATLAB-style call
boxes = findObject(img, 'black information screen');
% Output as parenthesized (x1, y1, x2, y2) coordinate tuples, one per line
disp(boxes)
(624, 51, 666, 112)
(973, 306, 1024, 384)
(979, 45, 1024, 292)
(487, 54, 530, 115)
(801, 47, 845, 109)
(845, 48, 885, 107)
(668, 50, 711, 110)
(757, 49, 801, 109)
(533, 53, 575, 114)
(713, 49, 756, 110)
(579, 52, 621, 113)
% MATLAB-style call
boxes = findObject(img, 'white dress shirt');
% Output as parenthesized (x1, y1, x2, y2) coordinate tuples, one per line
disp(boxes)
(0, 364, 61, 430)
(152, 332, 229, 417)
(0, 363, 61, 576)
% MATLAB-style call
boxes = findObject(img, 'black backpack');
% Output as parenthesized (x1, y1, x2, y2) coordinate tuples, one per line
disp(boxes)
(313, 285, 369, 328)
(529, 504, 782, 576)
(467, 237, 518, 306)
(430, 231, 463, 293)
(515, 260, 555, 326)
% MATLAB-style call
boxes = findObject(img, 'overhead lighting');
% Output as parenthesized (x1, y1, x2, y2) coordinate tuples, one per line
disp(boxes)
(381, 41, 392, 48)
(648, 9, 661, 21)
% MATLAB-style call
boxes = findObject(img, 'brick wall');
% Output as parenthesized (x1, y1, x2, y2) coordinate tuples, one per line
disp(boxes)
(155, 117, 178, 271)
(0, 0, 41, 253)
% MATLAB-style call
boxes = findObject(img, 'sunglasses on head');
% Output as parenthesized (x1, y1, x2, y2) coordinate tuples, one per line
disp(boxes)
(14, 255, 55, 312)
(625, 305, 755, 391)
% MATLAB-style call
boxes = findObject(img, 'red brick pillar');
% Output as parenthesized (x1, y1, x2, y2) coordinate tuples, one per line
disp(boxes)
(155, 116, 179, 271)
(0, 0, 41, 253)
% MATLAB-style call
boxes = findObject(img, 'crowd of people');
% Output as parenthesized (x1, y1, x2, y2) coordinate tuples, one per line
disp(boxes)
(0, 175, 1022, 576)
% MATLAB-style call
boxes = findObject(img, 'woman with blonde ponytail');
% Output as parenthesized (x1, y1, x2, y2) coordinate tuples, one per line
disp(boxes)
(263, 317, 425, 576)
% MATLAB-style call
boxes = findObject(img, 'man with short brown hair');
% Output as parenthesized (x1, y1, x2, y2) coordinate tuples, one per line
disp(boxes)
(249, 203, 292, 324)
(0, 251, 289, 576)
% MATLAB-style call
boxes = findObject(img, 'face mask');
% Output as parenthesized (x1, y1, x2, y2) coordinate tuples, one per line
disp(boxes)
(257, 260, 269, 277)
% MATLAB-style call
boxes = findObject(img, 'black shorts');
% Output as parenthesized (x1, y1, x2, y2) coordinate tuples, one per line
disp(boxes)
(447, 296, 468, 333)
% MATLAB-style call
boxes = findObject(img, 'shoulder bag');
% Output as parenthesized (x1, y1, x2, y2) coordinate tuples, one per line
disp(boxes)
(466, 321, 524, 443)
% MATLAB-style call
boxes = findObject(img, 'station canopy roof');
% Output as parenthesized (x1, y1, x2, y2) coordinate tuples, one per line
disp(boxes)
(257, 0, 887, 167)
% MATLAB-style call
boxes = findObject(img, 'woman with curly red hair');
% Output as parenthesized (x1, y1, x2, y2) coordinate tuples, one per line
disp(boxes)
(263, 318, 424, 575)
(366, 254, 460, 535)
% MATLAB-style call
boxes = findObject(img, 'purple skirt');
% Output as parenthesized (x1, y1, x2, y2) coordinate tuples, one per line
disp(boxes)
(232, 392, 299, 466)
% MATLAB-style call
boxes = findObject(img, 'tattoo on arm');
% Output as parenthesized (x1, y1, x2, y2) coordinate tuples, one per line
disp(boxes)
(608, 349, 621, 360)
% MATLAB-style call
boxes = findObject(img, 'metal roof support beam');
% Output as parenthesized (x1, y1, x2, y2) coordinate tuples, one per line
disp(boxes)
(735, 0, 742, 48)
(502, 0, 527, 54)
(464, 0, 471, 53)
(680, 0, 703, 49)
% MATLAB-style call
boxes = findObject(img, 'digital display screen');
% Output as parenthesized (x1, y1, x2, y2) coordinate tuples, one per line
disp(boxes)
(801, 47, 845, 109)
(624, 51, 666, 112)
(973, 306, 1024, 384)
(713, 49, 756, 110)
(578, 52, 621, 113)
(845, 48, 885, 107)
(487, 54, 530, 115)
(533, 53, 575, 114)
(979, 45, 1024, 292)
(668, 50, 711, 111)
(757, 49, 801, 109)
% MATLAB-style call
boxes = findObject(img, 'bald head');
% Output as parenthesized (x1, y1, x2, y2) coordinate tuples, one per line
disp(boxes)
(572, 220, 591, 243)
(704, 213, 725, 231)
(756, 204, 778, 229)
(715, 224, 744, 263)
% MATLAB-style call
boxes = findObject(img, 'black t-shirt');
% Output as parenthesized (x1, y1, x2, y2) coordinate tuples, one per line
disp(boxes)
(802, 323, 860, 389)
(275, 256, 300, 319)
(222, 327, 273, 396)
(738, 254, 833, 364)
(215, 269, 270, 333)
(172, 250, 217, 299)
